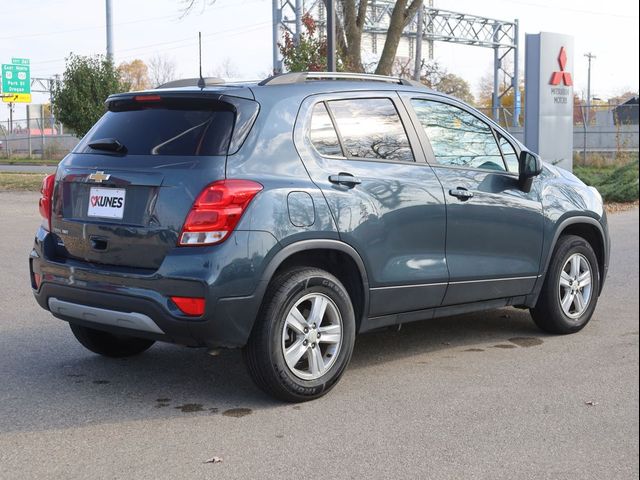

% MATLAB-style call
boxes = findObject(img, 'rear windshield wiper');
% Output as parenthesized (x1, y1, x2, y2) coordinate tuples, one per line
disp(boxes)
(87, 138, 127, 154)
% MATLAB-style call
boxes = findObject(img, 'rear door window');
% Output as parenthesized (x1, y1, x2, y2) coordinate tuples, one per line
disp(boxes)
(75, 99, 235, 156)
(327, 98, 414, 163)
(309, 103, 344, 157)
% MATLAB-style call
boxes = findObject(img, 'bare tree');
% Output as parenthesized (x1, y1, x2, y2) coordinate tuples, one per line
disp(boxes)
(391, 57, 414, 79)
(339, 0, 369, 71)
(179, 0, 216, 18)
(181, 0, 423, 75)
(374, 0, 423, 75)
(148, 55, 177, 87)
(209, 58, 240, 79)
(331, 0, 422, 73)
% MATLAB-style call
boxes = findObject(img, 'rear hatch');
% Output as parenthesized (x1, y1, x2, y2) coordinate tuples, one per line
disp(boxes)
(50, 91, 258, 270)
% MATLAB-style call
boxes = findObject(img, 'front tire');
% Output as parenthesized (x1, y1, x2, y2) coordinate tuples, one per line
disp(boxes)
(531, 235, 600, 334)
(69, 323, 155, 358)
(243, 267, 356, 402)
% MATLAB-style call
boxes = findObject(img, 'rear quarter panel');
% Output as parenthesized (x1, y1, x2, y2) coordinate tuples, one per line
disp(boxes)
(226, 86, 339, 246)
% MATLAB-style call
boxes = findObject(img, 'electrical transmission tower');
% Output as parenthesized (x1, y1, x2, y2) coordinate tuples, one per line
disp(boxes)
(272, 0, 520, 127)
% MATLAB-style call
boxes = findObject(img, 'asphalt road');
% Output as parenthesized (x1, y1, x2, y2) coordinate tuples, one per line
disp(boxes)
(0, 191, 638, 480)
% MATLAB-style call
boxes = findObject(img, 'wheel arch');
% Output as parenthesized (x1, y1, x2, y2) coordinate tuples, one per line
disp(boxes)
(256, 240, 370, 332)
(544, 216, 607, 294)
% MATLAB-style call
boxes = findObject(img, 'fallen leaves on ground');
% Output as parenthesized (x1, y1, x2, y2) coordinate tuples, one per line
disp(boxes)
(204, 456, 223, 464)
(605, 200, 639, 213)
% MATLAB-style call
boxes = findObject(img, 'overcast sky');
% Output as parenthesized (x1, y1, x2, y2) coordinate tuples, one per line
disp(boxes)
(1, 0, 638, 121)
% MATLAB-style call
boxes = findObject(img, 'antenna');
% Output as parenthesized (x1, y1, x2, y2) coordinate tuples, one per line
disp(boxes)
(197, 31, 205, 88)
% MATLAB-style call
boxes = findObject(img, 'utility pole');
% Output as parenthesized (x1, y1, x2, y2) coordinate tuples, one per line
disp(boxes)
(492, 23, 501, 122)
(584, 53, 596, 117)
(106, 0, 114, 61)
(512, 19, 520, 127)
(413, 5, 423, 81)
(583, 52, 595, 162)
(326, 0, 336, 72)
(294, 0, 302, 46)
(271, 0, 282, 73)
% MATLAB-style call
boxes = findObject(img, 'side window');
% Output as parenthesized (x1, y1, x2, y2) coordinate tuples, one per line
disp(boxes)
(498, 134, 519, 173)
(309, 103, 344, 157)
(411, 99, 506, 172)
(328, 98, 414, 162)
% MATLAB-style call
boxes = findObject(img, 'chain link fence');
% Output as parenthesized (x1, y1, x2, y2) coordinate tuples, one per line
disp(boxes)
(0, 117, 78, 160)
(572, 104, 638, 164)
(476, 102, 638, 165)
(1, 103, 638, 165)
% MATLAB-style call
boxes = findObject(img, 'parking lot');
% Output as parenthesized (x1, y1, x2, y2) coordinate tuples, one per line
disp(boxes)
(0, 190, 637, 480)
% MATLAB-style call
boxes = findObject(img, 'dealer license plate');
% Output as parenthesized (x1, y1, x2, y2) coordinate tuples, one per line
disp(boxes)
(87, 187, 126, 219)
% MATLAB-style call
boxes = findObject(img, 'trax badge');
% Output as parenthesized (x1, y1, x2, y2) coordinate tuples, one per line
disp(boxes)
(88, 171, 111, 183)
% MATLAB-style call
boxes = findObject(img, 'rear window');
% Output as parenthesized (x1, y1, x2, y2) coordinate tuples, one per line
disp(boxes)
(75, 100, 234, 156)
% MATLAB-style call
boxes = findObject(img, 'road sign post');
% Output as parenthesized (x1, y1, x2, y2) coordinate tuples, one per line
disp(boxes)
(2, 58, 31, 103)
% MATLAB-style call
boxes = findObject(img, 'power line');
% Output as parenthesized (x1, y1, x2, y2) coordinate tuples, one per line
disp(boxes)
(28, 20, 273, 74)
(497, 0, 636, 20)
(0, 14, 176, 41)
(117, 22, 272, 62)
(0, 0, 268, 41)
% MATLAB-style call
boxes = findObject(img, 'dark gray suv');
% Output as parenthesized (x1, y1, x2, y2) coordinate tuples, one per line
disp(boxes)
(30, 72, 610, 401)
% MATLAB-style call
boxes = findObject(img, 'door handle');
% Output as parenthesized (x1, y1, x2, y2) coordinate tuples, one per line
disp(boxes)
(329, 173, 362, 188)
(449, 188, 474, 200)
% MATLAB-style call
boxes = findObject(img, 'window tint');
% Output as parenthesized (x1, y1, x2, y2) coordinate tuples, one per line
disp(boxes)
(76, 101, 234, 156)
(411, 99, 506, 171)
(498, 134, 519, 173)
(309, 103, 343, 157)
(328, 98, 414, 162)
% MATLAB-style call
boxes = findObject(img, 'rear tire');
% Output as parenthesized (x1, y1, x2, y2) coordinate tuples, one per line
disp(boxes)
(531, 235, 600, 334)
(243, 267, 356, 402)
(69, 323, 155, 358)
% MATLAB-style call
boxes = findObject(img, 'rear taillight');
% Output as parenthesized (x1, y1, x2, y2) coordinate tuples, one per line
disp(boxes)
(39, 174, 55, 231)
(179, 179, 263, 246)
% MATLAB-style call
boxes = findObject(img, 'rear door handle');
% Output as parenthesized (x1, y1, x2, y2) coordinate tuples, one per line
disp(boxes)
(329, 173, 362, 188)
(449, 188, 474, 200)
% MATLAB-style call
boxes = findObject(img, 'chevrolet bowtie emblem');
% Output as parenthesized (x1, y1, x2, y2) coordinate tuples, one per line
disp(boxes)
(88, 171, 111, 183)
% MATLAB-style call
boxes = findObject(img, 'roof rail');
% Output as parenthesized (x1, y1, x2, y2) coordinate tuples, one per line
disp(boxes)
(156, 77, 225, 89)
(258, 72, 425, 88)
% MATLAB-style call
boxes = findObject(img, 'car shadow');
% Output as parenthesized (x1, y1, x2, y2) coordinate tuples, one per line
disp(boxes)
(350, 306, 542, 370)
(1, 307, 545, 434)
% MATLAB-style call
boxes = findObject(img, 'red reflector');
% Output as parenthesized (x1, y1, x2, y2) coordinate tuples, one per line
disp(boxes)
(170, 296, 205, 316)
(133, 95, 161, 102)
(33, 273, 41, 289)
(39, 174, 55, 231)
(179, 179, 263, 246)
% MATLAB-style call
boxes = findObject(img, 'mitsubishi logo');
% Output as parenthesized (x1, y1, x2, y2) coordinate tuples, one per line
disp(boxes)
(88, 171, 111, 183)
(550, 47, 573, 86)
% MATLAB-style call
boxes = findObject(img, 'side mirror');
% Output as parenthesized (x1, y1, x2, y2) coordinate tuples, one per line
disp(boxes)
(518, 151, 542, 192)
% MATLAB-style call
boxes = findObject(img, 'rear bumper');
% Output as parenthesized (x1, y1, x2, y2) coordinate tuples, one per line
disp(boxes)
(33, 282, 261, 347)
(30, 227, 279, 348)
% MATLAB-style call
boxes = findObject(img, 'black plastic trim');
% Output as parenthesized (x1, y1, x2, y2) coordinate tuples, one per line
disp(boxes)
(254, 239, 371, 329)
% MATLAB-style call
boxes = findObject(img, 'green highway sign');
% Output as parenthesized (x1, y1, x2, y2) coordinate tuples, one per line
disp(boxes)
(1, 59, 31, 103)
